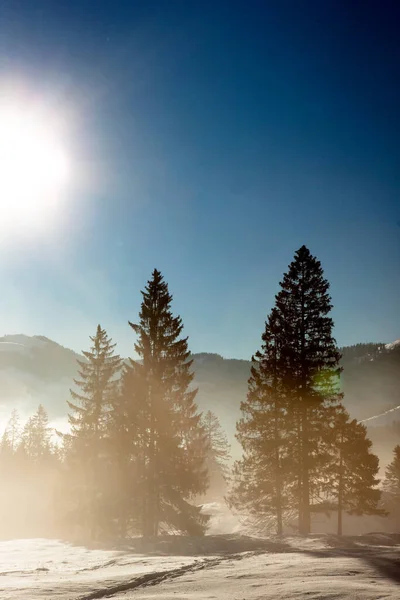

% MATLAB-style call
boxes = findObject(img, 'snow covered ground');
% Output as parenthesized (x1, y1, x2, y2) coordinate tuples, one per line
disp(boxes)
(0, 538, 196, 599)
(0, 533, 399, 599)
(120, 536, 400, 600)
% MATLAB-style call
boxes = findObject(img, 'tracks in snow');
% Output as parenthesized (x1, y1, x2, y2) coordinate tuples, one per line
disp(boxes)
(77, 536, 400, 600)
(78, 554, 238, 600)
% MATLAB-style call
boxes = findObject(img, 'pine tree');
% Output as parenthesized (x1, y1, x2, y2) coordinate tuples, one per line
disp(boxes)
(128, 269, 208, 537)
(65, 325, 122, 540)
(274, 245, 342, 534)
(229, 307, 295, 535)
(21, 405, 53, 463)
(326, 406, 384, 535)
(384, 445, 400, 518)
(201, 410, 231, 495)
(68, 325, 121, 440)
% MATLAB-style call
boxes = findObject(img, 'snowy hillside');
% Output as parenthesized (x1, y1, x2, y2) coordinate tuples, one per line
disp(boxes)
(0, 534, 399, 599)
(0, 335, 81, 432)
(385, 339, 400, 350)
(0, 334, 47, 351)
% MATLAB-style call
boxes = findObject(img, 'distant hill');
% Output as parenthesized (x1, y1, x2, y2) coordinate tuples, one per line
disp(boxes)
(0, 334, 399, 461)
(340, 342, 400, 421)
(0, 334, 81, 426)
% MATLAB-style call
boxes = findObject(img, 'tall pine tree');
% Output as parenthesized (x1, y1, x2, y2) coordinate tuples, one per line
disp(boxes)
(275, 245, 342, 534)
(232, 246, 342, 535)
(128, 269, 208, 537)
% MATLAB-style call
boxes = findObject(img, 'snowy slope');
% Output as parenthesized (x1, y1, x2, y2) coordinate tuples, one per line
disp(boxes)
(0, 534, 398, 600)
(0, 334, 82, 425)
(385, 339, 400, 350)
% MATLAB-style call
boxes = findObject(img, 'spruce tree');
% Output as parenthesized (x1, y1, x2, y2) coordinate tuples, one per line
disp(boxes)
(68, 325, 121, 440)
(274, 245, 342, 534)
(230, 307, 294, 535)
(128, 269, 208, 537)
(65, 325, 122, 540)
(21, 405, 53, 463)
(326, 406, 383, 535)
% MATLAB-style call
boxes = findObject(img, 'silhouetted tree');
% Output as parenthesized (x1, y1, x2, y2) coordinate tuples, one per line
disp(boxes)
(231, 247, 342, 535)
(274, 245, 342, 534)
(128, 269, 208, 536)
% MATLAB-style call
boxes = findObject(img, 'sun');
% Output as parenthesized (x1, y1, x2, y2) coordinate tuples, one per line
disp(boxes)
(0, 103, 69, 231)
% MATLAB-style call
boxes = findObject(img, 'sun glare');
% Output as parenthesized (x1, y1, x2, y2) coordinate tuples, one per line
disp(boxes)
(0, 102, 69, 232)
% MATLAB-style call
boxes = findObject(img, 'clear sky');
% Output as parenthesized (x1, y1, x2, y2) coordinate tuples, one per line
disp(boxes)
(0, 0, 399, 359)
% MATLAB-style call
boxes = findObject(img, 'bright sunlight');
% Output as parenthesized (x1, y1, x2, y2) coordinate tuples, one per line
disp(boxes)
(0, 102, 69, 232)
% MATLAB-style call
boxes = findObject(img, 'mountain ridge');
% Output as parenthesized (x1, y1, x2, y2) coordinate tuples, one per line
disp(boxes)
(1, 334, 399, 464)
(0, 333, 399, 425)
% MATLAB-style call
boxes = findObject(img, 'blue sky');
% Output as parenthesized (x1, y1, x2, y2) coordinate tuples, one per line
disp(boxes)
(0, 0, 399, 358)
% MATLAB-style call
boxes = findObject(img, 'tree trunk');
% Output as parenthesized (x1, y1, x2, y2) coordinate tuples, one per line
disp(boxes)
(276, 487, 283, 536)
(145, 379, 156, 539)
(154, 489, 160, 537)
(297, 411, 303, 533)
(298, 263, 311, 536)
(337, 436, 343, 536)
(274, 402, 283, 536)
(300, 406, 311, 535)
(337, 500, 343, 537)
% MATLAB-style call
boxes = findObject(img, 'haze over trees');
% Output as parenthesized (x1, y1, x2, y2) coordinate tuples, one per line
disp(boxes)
(111, 269, 209, 537)
(201, 410, 231, 499)
(324, 407, 385, 535)
(383, 445, 400, 524)
(0, 405, 58, 538)
(0, 250, 397, 541)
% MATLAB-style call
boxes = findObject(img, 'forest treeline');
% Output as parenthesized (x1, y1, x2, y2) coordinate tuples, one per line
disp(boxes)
(0, 246, 399, 540)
